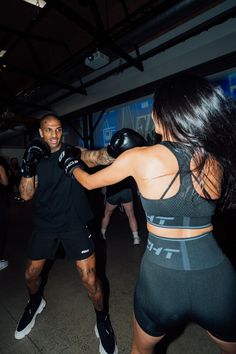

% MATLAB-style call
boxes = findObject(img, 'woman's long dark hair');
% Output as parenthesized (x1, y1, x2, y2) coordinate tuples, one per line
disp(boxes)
(153, 74, 236, 210)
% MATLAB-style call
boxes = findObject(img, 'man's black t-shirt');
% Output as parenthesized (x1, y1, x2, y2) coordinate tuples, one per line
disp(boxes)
(33, 143, 93, 233)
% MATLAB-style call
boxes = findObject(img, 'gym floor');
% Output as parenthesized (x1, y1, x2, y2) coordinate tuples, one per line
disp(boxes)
(1, 190, 235, 354)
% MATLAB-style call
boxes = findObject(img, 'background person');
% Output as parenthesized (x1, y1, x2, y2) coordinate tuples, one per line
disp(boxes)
(9, 157, 21, 200)
(0, 156, 11, 207)
(0, 159, 9, 270)
(101, 178, 141, 245)
(59, 75, 236, 354)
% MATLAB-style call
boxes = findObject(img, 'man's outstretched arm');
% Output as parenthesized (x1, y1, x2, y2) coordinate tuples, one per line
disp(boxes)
(79, 147, 114, 168)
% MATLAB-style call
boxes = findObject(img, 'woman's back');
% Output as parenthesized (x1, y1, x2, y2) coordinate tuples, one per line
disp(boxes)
(132, 143, 222, 200)
(127, 142, 222, 237)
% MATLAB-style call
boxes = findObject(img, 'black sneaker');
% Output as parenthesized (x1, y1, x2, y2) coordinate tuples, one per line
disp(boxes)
(95, 315, 118, 354)
(14, 297, 46, 339)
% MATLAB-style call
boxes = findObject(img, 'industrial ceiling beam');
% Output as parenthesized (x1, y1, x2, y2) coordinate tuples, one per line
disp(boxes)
(28, 1, 165, 90)
(14, 100, 52, 112)
(44, 0, 144, 72)
(25, 38, 45, 72)
(57, 49, 236, 126)
(0, 61, 87, 95)
(118, 0, 130, 20)
(0, 75, 14, 97)
(88, 0, 105, 31)
(0, 24, 68, 49)
(0, 5, 53, 62)
(46, 2, 235, 106)
(0, 95, 52, 112)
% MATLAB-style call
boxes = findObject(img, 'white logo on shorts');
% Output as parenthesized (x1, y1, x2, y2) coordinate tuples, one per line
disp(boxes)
(81, 249, 89, 254)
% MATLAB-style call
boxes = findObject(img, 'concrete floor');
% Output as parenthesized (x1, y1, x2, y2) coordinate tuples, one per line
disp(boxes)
(1, 190, 234, 354)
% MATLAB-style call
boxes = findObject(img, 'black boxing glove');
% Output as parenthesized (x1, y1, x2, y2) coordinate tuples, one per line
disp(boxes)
(21, 139, 51, 178)
(58, 145, 84, 176)
(107, 128, 148, 158)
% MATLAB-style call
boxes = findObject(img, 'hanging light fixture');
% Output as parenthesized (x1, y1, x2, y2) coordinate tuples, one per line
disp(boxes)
(22, 0, 46, 8)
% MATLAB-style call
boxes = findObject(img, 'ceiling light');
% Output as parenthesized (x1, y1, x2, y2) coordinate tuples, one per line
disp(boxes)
(22, 0, 46, 8)
(0, 49, 7, 57)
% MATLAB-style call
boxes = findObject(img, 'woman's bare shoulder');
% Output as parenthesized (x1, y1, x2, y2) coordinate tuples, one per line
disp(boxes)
(122, 144, 175, 177)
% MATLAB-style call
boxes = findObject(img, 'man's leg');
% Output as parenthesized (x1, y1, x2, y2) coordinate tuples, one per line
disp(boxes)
(25, 259, 46, 294)
(76, 254, 118, 354)
(15, 259, 47, 339)
(76, 254, 103, 309)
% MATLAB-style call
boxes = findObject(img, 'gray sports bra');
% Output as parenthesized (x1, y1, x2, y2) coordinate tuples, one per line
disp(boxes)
(140, 142, 217, 229)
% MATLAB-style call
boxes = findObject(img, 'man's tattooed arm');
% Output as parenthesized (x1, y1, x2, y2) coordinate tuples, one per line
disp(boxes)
(19, 176, 38, 200)
(80, 148, 114, 167)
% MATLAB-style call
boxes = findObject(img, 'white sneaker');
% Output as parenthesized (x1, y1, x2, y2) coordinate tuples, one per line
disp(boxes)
(0, 260, 8, 270)
(133, 236, 141, 245)
(15, 298, 46, 340)
(95, 315, 118, 354)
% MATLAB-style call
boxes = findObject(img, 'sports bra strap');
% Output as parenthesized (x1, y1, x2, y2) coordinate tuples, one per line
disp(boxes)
(160, 171, 180, 199)
(191, 172, 211, 200)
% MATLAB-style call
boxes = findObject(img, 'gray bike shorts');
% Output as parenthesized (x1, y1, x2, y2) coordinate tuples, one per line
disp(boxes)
(134, 232, 236, 341)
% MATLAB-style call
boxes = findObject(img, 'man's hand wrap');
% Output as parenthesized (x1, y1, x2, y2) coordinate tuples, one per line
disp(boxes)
(58, 145, 84, 176)
(107, 128, 148, 158)
(21, 139, 50, 178)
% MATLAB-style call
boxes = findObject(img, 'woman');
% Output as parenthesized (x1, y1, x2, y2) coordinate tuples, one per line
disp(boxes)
(60, 75, 236, 354)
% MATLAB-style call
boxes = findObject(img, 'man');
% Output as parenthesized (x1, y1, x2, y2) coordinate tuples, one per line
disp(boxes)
(0, 159, 9, 270)
(15, 114, 118, 354)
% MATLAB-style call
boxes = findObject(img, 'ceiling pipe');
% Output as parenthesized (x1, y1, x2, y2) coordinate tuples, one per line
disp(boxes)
(0, 125, 25, 143)
(114, 0, 224, 49)
(13, 0, 223, 113)
(60, 50, 236, 122)
(44, 0, 144, 72)
(11, 0, 231, 119)
(47, 2, 236, 106)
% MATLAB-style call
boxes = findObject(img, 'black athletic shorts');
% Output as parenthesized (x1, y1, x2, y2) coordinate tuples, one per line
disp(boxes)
(27, 225, 94, 261)
(106, 188, 133, 205)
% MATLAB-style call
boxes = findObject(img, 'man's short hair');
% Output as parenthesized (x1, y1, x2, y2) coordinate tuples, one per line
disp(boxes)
(39, 113, 61, 128)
